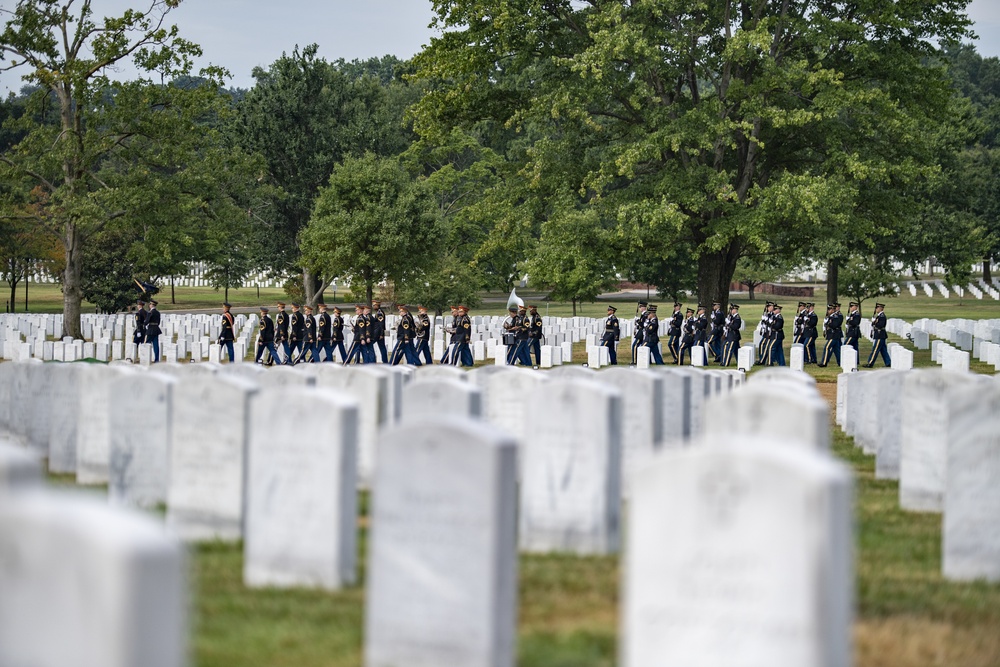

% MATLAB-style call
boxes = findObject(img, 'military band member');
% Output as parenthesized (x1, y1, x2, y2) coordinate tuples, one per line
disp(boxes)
(721, 303, 742, 367)
(219, 302, 235, 363)
(865, 302, 891, 368)
(255, 306, 279, 365)
(145, 300, 161, 363)
(677, 307, 696, 365)
(818, 302, 844, 367)
(275, 302, 290, 363)
(708, 301, 725, 363)
(345, 304, 366, 364)
(371, 300, 388, 363)
(503, 306, 519, 364)
(757, 302, 774, 361)
(360, 305, 376, 363)
(288, 303, 305, 364)
(316, 303, 333, 362)
(801, 302, 818, 364)
(454, 305, 474, 366)
(299, 304, 317, 363)
(792, 302, 807, 344)
(631, 301, 647, 365)
(133, 299, 147, 347)
(511, 305, 533, 366)
(602, 305, 620, 365)
(442, 305, 459, 364)
(390, 303, 418, 365)
(844, 301, 861, 352)
(414, 305, 432, 365)
(645, 304, 665, 365)
(528, 304, 544, 366)
(330, 306, 347, 363)
(666, 301, 683, 363)
(766, 304, 785, 366)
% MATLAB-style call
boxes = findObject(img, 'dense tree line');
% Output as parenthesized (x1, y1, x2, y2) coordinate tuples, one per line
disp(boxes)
(1, 0, 998, 334)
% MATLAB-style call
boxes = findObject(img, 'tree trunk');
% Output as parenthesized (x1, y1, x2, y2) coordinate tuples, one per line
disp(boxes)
(303, 268, 324, 307)
(8, 278, 16, 314)
(171, 275, 176, 304)
(62, 223, 84, 339)
(696, 243, 741, 309)
(225, 285, 229, 302)
(572, 298, 577, 316)
(24, 271, 28, 312)
(748, 283, 756, 301)
(984, 255, 993, 284)
(826, 258, 839, 305)
(366, 282, 374, 306)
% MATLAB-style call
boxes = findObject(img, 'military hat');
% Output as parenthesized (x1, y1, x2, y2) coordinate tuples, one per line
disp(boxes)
(797, 301, 806, 307)
(773, 303, 782, 310)
(686, 308, 695, 314)
(517, 304, 526, 311)
(875, 302, 886, 308)
(150, 300, 158, 306)
(417, 305, 428, 311)
(730, 303, 740, 310)
(528, 304, 538, 310)
(137, 299, 145, 305)
(372, 300, 381, 305)
(354, 303, 364, 309)
(712, 301, 721, 306)
(673, 301, 682, 308)
(607, 305, 617, 312)
(277, 301, 286, 306)
(508, 306, 517, 313)
(304, 304, 313, 311)
(648, 304, 658, 312)
(637, 300, 648, 307)
(397, 303, 409, 310)
(849, 301, 860, 307)
(806, 302, 814, 307)
(223, 302, 232, 308)
(766, 301, 775, 306)
(259, 306, 269, 313)
(457, 305, 469, 311)
(697, 304, 705, 310)
(290, 302, 299, 308)
(333, 306, 342, 313)
(318, 302, 327, 308)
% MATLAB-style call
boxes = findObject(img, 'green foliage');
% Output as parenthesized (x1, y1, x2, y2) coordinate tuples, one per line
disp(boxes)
(80, 226, 141, 314)
(301, 153, 442, 304)
(838, 256, 900, 308)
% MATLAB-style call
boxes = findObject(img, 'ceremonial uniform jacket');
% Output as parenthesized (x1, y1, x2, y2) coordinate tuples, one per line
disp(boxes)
(353, 314, 369, 342)
(134, 308, 147, 338)
(317, 312, 331, 341)
(681, 315, 696, 343)
(803, 311, 818, 338)
(220, 311, 235, 342)
(724, 314, 742, 342)
(845, 311, 861, 338)
(771, 313, 785, 341)
(396, 312, 414, 343)
(145, 308, 161, 339)
(331, 314, 344, 342)
(514, 314, 531, 341)
(793, 309, 806, 338)
(644, 314, 660, 344)
(529, 312, 543, 339)
(710, 308, 725, 338)
(602, 314, 620, 343)
(759, 311, 773, 340)
(371, 308, 386, 340)
(633, 312, 645, 344)
(303, 314, 316, 343)
(694, 313, 708, 344)
(259, 314, 275, 344)
(871, 312, 887, 340)
(275, 310, 288, 342)
(825, 312, 844, 340)
(415, 313, 430, 341)
(454, 314, 472, 344)
(289, 311, 304, 342)
(668, 310, 683, 337)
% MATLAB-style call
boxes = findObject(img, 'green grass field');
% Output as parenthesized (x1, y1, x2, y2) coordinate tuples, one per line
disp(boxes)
(28, 284, 1000, 666)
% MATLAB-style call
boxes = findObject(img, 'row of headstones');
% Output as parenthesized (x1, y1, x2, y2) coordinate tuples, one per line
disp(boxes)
(0, 365, 855, 667)
(836, 368, 1000, 582)
(908, 280, 995, 299)
(911, 317, 1000, 349)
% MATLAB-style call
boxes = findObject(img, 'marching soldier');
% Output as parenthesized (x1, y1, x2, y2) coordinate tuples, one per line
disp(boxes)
(219, 302, 235, 363)
(255, 306, 279, 365)
(442, 305, 460, 364)
(288, 303, 305, 364)
(765, 303, 785, 366)
(865, 302, 891, 368)
(708, 301, 724, 363)
(818, 302, 844, 367)
(454, 305, 474, 366)
(528, 304, 544, 366)
(345, 304, 366, 364)
(511, 305, 533, 366)
(330, 306, 347, 363)
(133, 299, 147, 348)
(644, 304, 665, 365)
(844, 301, 861, 352)
(631, 301, 647, 365)
(503, 306, 519, 365)
(677, 307, 696, 365)
(792, 302, 806, 344)
(602, 305, 620, 365)
(694, 304, 708, 347)
(371, 300, 388, 363)
(801, 302, 818, 364)
(757, 302, 774, 361)
(145, 300, 161, 363)
(414, 305, 432, 365)
(275, 302, 290, 364)
(316, 303, 333, 362)
(299, 304, 317, 363)
(390, 303, 418, 365)
(667, 301, 683, 363)
(360, 305, 376, 363)
(722, 303, 742, 367)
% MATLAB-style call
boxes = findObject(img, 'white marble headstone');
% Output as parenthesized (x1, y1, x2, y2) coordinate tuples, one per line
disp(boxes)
(402, 378, 482, 421)
(77, 365, 136, 485)
(109, 372, 176, 508)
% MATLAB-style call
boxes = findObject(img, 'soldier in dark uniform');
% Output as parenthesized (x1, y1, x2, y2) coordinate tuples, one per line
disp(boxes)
(528, 304, 544, 366)
(454, 305, 474, 366)
(666, 301, 683, 363)
(316, 303, 333, 362)
(722, 303, 742, 367)
(801, 302, 818, 364)
(145, 300, 161, 363)
(345, 304, 366, 364)
(511, 305, 533, 366)
(757, 302, 774, 361)
(331, 306, 347, 363)
(708, 301, 725, 363)
(255, 306, 279, 365)
(288, 303, 305, 364)
(275, 302, 290, 364)
(414, 305, 432, 365)
(792, 302, 806, 344)
(645, 304, 664, 365)
(766, 303, 785, 366)
(442, 305, 459, 364)
(865, 302, 891, 368)
(219, 302, 235, 363)
(844, 302, 861, 352)
(371, 300, 388, 363)
(389, 303, 417, 365)
(818, 302, 844, 367)
(602, 305, 620, 365)
(360, 305, 376, 363)
(694, 305, 708, 347)
(677, 307, 696, 365)
(133, 299, 147, 348)
(630, 301, 647, 365)
(299, 304, 317, 363)
(503, 306, 519, 365)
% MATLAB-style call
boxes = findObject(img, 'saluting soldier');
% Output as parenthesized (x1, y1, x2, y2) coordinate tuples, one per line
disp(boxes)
(145, 300, 161, 363)
(818, 302, 844, 367)
(288, 303, 305, 364)
(219, 302, 235, 363)
(844, 301, 861, 352)
(454, 305, 474, 366)
(414, 305, 432, 365)
(865, 302, 891, 368)
(255, 306, 279, 365)
(371, 300, 388, 363)
(721, 303, 742, 367)
(275, 302, 290, 364)
(316, 303, 333, 362)
(300, 304, 317, 363)
(801, 302, 818, 364)
(645, 304, 665, 365)
(602, 305, 620, 365)
(765, 304, 785, 366)
(330, 306, 347, 363)
(792, 302, 806, 344)
(677, 307, 696, 365)
(630, 301, 647, 365)
(708, 301, 725, 363)
(528, 304, 544, 366)
(666, 301, 683, 363)
(390, 303, 418, 365)
(133, 299, 147, 348)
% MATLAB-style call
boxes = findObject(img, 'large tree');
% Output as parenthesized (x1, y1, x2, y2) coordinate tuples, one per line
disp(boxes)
(413, 0, 973, 306)
(0, 0, 223, 337)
